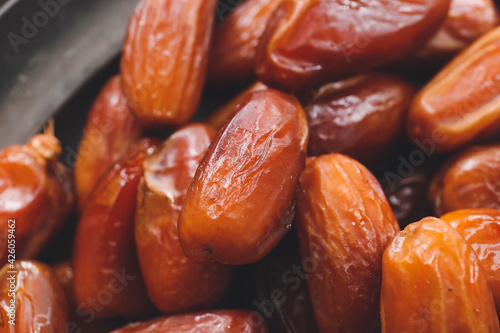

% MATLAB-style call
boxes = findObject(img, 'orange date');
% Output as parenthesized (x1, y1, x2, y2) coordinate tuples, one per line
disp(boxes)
(135, 124, 232, 313)
(73, 139, 159, 318)
(429, 144, 500, 215)
(0, 260, 68, 333)
(0, 124, 73, 266)
(441, 209, 500, 312)
(121, 0, 217, 127)
(381, 217, 500, 333)
(112, 310, 268, 332)
(408, 27, 500, 152)
(74, 75, 144, 212)
(296, 154, 400, 333)
(208, 0, 282, 87)
(416, 0, 499, 60)
(206, 81, 268, 130)
(179, 90, 308, 265)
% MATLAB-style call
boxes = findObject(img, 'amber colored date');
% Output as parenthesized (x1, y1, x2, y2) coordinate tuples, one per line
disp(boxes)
(0, 125, 73, 266)
(416, 0, 499, 60)
(121, 0, 216, 127)
(74, 75, 144, 212)
(74, 139, 159, 318)
(206, 81, 268, 130)
(408, 27, 500, 153)
(306, 73, 415, 164)
(112, 310, 268, 332)
(381, 217, 500, 333)
(208, 0, 282, 87)
(179, 90, 308, 265)
(441, 209, 500, 312)
(295, 154, 400, 333)
(255, 0, 450, 92)
(429, 144, 500, 216)
(0, 260, 68, 333)
(135, 124, 232, 313)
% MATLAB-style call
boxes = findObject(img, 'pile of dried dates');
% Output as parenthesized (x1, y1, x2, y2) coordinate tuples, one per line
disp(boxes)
(2, 0, 500, 332)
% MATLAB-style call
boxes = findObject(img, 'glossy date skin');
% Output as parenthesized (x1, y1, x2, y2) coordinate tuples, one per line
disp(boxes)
(135, 124, 232, 313)
(306, 73, 415, 164)
(121, 0, 216, 127)
(0, 127, 73, 266)
(416, 0, 499, 60)
(75, 75, 144, 212)
(295, 154, 400, 333)
(381, 217, 500, 333)
(255, 0, 450, 92)
(429, 144, 500, 216)
(111, 310, 269, 333)
(74, 139, 159, 318)
(408, 27, 500, 153)
(179, 90, 308, 265)
(0, 260, 68, 333)
(441, 209, 500, 312)
(206, 81, 268, 130)
(208, 0, 282, 87)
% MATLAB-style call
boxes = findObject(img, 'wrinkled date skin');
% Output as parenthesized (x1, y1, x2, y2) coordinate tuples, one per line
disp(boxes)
(179, 90, 308, 265)
(255, 0, 450, 92)
(441, 209, 500, 312)
(74, 139, 159, 318)
(111, 310, 269, 333)
(0, 127, 73, 266)
(135, 124, 232, 313)
(256, 232, 319, 333)
(378, 165, 432, 228)
(121, 0, 216, 127)
(416, 0, 499, 60)
(381, 217, 500, 333)
(408, 27, 500, 153)
(208, 0, 282, 87)
(0, 260, 68, 333)
(75, 75, 144, 212)
(206, 81, 268, 130)
(295, 154, 400, 333)
(429, 144, 500, 216)
(306, 73, 415, 164)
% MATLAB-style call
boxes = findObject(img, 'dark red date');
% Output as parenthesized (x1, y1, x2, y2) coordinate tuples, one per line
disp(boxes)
(256, 0, 450, 92)
(306, 73, 415, 164)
